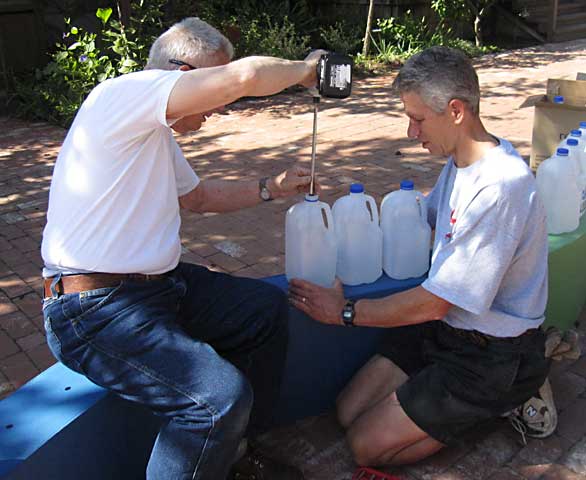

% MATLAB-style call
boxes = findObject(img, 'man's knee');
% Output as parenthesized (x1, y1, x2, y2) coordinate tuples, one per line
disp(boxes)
(196, 369, 253, 433)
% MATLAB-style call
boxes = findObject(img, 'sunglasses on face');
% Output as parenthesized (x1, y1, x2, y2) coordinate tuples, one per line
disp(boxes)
(168, 59, 197, 70)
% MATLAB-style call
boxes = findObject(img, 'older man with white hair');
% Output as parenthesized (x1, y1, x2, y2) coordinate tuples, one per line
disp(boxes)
(41, 17, 324, 480)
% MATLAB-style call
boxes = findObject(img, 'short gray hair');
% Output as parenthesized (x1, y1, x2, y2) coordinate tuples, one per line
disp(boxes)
(146, 17, 234, 70)
(392, 46, 480, 115)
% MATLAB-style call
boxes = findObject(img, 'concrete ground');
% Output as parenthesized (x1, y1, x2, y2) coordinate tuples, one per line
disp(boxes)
(1, 39, 586, 479)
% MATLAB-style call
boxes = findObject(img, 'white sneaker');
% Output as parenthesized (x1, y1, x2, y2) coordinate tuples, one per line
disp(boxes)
(506, 378, 557, 444)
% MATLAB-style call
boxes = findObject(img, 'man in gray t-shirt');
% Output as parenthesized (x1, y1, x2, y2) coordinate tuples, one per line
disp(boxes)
(289, 47, 552, 467)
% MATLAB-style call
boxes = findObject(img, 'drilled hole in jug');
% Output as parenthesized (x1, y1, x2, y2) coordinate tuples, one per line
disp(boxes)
(321, 208, 329, 228)
(366, 201, 374, 222)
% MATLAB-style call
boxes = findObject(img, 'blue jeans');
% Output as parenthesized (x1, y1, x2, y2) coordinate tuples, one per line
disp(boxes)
(43, 262, 289, 480)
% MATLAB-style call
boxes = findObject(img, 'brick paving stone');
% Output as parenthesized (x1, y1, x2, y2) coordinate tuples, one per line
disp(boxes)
(512, 434, 571, 466)
(569, 356, 586, 380)
(0, 330, 20, 358)
(10, 261, 42, 285)
(452, 431, 520, 480)
(0, 274, 33, 299)
(0, 370, 13, 400)
(0, 311, 38, 339)
(16, 331, 45, 352)
(1, 352, 37, 389)
(549, 371, 586, 412)
(1, 247, 31, 269)
(12, 291, 42, 319)
(485, 469, 525, 480)
(25, 342, 55, 371)
(557, 398, 586, 443)
(539, 464, 584, 480)
(0, 260, 11, 278)
(404, 443, 472, 480)
(512, 463, 552, 480)
(561, 435, 586, 475)
(206, 252, 247, 273)
(0, 294, 18, 316)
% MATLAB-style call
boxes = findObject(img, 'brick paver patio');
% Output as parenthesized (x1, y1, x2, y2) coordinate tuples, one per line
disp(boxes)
(1, 39, 586, 479)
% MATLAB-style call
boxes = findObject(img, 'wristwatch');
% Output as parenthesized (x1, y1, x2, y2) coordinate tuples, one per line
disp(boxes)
(341, 299, 356, 327)
(259, 177, 272, 201)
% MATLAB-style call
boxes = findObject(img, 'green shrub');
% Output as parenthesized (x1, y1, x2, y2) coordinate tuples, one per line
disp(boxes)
(12, 0, 164, 127)
(236, 14, 309, 59)
(320, 21, 362, 55)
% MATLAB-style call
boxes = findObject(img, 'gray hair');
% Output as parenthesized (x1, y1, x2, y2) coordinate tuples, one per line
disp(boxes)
(146, 17, 234, 70)
(392, 46, 480, 115)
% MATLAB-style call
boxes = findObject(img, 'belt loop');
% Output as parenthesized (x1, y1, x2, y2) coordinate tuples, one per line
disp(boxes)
(50, 273, 63, 299)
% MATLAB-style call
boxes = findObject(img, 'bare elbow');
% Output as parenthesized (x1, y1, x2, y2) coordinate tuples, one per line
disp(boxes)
(429, 299, 452, 321)
(237, 61, 259, 97)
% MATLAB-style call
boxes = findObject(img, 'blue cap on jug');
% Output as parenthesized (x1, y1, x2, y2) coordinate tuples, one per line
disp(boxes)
(350, 183, 364, 193)
(557, 148, 569, 156)
(400, 180, 414, 190)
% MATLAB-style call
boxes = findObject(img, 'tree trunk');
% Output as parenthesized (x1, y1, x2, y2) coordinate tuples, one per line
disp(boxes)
(474, 13, 482, 46)
(117, 0, 131, 28)
(362, 0, 375, 56)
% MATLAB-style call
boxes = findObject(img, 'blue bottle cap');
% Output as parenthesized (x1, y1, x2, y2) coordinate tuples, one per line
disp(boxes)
(580, 121, 586, 128)
(305, 194, 319, 202)
(570, 129, 582, 137)
(567, 138, 579, 146)
(557, 148, 569, 156)
(553, 95, 564, 104)
(400, 180, 414, 190)
(350, 183, 364, 193)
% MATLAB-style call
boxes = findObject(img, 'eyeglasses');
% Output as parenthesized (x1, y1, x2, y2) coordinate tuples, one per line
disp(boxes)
(168, 59, 197, 70)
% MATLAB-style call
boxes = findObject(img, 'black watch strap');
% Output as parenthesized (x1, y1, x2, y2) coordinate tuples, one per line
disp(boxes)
(341, 299, 356, 327)
(259, 177, 272, 201)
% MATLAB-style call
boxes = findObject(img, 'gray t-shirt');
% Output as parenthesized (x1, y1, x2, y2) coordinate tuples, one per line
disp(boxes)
(422, 138, 548, 337)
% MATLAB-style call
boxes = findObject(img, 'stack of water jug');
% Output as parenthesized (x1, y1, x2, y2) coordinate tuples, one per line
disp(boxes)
(285, 180, 431, 287)
(536, 121, 586, 234)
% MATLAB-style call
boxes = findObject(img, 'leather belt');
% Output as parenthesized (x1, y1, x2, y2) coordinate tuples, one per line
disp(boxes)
(43, 272, 170, 298)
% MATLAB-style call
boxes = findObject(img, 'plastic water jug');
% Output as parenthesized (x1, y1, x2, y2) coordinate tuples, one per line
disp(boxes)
(380, 180, 431, 279)
(562, 137, 586, 217)
(286, 194, 337, 287)
(536, 148, 581, 234)
(332, 183, 382, 285)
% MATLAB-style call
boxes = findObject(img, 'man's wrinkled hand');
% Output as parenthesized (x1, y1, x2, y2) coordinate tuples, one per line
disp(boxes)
(269, 166, 320, 198)
(300, 49, 328, 89)
(289, 278, 346, 325)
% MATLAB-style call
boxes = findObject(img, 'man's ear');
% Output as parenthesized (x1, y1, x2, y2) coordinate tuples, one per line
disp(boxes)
(448, 98, 466, 125)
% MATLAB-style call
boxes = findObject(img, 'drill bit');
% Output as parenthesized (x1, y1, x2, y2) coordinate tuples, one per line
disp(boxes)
(309, 96, 320, 196)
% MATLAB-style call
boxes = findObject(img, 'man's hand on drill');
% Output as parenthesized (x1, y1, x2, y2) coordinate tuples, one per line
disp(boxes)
(267, 166, 321, 198)
(300, 49, 328, 91)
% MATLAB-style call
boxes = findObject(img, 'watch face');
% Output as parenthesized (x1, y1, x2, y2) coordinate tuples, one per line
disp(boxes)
(260, 188, 271, 200)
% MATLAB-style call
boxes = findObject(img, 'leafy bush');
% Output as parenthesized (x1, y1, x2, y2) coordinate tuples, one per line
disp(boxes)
(12, 0, 164, 127)
(236, 15, 310, 59)
(444, 38, 500, 56)
(320, 21, 363, 55)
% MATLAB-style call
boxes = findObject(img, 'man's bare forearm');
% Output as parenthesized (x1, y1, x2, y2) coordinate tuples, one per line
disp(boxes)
(354, 286, 452, 328)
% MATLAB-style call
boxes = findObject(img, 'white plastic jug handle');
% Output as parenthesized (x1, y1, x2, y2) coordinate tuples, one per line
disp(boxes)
(416, 194, 428, 224)
(365, 195, 379, 225)
(321, 204, 335, 231)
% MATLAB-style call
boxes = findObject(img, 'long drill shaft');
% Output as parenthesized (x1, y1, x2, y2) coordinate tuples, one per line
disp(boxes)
(309, 96, 320, 196)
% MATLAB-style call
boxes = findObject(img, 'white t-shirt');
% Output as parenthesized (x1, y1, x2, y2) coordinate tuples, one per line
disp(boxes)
(42, 70, 199, 275)
(422, 138, 549, 337)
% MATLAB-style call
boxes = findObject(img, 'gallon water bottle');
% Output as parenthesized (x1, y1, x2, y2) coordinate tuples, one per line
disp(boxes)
(286, 194, 337, 287)
(536, 148, 581, 234)
(380, 180, 431, 279)
(332, 183, 382, 285)
(578, 121, 586, 215)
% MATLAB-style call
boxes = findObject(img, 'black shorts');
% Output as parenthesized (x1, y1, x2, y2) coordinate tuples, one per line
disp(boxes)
(377, 321, 549, 446)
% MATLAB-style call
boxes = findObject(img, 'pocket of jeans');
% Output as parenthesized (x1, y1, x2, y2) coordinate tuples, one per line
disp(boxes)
(77, 283, 124, 318)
